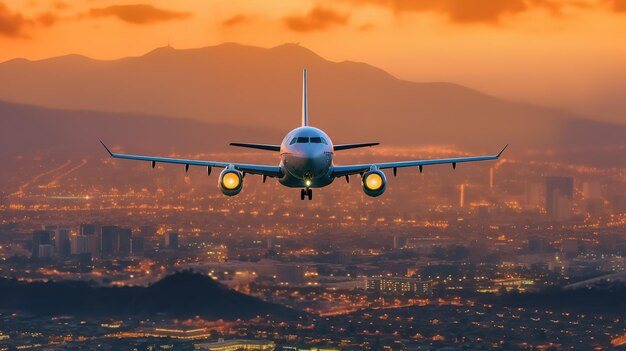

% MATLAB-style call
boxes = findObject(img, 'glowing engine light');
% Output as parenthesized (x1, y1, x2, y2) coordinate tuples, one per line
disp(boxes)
(222, 172, 240, 190)
(365, 173, 383, 191)
(305, 179, 312, 187)
(361, 169, 386, 197)
(218, 168, 243, 196)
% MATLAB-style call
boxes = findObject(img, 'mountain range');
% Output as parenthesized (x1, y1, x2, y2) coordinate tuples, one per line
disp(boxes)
(1, 43, 624, 166)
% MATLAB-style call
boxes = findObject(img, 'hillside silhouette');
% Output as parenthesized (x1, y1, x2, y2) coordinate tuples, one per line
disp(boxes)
(1, 43, 624, 165)
(0, 100, 282, 159)
(0, 271, 299, 319)
(482, 282, 626, 316)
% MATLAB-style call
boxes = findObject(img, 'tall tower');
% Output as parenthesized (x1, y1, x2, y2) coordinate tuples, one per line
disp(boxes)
(459, 184, 465, 208)
(32, 230, 51, 259)
(545, 176, 574, 220)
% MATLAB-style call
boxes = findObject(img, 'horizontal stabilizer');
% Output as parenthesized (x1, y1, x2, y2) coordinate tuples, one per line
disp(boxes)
(334, 142, 379, 151)
(230, 143, 281, 152)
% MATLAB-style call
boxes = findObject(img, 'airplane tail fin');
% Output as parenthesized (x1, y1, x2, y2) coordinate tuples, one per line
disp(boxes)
(302, 69, 308, 127)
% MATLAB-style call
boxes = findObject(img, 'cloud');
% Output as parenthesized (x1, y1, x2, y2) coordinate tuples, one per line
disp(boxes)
(0, 2, 33, 37)
(222, 14, 252, 27)
(284, 6, 349, 32)
(52, 2, 70, 11)
(605, 0, 626, 12)
(348, 0, 593, 24)
(37, 12, 58, 27)
(88, 4, 191, 24)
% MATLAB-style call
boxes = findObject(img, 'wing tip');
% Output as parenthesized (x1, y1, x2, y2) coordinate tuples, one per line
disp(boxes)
(99, 140, 113, 156)
(497, 144, 509, 158)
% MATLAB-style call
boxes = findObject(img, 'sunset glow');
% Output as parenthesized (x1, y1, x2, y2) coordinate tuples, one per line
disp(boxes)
(1, 0, 625, 122)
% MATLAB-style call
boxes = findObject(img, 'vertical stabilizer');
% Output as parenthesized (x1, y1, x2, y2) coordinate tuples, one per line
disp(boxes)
(302, 69, 308, 126)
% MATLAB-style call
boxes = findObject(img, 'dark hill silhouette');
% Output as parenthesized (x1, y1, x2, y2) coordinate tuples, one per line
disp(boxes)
(482, 282, 626, 316)
(0, 43, 624, 167)
(0, 271, 299, 319)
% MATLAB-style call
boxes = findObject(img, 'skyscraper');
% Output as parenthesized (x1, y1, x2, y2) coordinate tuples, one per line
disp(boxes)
(54, 227, 71, 258)
(100, 226, 119, 257)
(545, 176, 574, 220)
(38, 244, 53, 259)
(165, 232, 179, 250)
(32, 230, 51, 259)
(70, 235, 89, 255)
(117, 228, 132, 256)
(131, 236, 144, 256)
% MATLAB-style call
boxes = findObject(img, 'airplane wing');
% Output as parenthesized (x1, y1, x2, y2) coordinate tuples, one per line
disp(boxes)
(334, 142, 380, 151)
(331, 145, 508, 177)
(229, 143, 281, 151)
(100, 141, 283, 178)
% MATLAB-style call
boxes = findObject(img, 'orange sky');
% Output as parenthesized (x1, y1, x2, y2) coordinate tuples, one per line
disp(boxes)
(1, 0, 625, 123)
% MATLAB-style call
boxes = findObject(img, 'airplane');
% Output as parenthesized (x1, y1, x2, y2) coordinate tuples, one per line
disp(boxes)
(100, 69, 507, 200)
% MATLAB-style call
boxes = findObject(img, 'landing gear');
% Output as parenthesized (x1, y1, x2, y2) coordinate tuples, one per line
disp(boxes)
(300, 188, 312, 200)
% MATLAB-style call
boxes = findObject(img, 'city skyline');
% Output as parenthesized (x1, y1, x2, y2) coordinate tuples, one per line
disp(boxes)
(1, 1, 625, 350)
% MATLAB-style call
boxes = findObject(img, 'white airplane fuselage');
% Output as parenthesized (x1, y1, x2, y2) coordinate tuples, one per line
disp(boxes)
(279, 126, 335, 188)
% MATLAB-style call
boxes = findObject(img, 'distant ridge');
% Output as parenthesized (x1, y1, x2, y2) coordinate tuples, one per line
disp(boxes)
(0, 43, 624, 166)
(0, 271, 299, 319)
(0, 99, 282, 159)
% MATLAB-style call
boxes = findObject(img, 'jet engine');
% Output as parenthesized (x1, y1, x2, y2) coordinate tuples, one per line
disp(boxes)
(218, 168, 243, 196)
(361, 169, 386, 197)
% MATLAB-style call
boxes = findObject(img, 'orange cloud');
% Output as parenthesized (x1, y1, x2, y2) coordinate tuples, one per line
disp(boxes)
(349, 0, 593, 24)
(222, 14, 252, 27)
(88, 4, 191, 25)
(0, 2, 32, 37)
(605, 0, 626, 12)
(37, 12, 58, 27)
(284, 6, 349, 32)
(53, 2, 70, 11)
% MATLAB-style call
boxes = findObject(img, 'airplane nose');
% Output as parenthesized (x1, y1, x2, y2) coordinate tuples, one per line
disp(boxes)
(286, 153, 329, 179)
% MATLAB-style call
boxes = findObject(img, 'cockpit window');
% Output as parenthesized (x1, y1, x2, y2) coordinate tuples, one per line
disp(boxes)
(296, 137, 309, 143)
(321, 137, 328, 145)
(289, 138, 298, 145)
(310, 137, 322, 143)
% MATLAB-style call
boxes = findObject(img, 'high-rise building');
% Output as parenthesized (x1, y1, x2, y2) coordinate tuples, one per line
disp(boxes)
(86, 234, 101, 258)
(38, 244, 53, 259)
(524, 181, 543, 209)
(54, 227, 71, 258)
(32, 230, 51, 259)
(131, 236, 144, 255)
(70, 235, 89, 255)
(546, 176, 574, 220)
(459, 183, 465, 208)
(100, 226, 133, 257)
(582, 181, 602, 199)
(100, 226, 119, 257)
(117, 228, 132, 256)
(165, 232, 179, 250)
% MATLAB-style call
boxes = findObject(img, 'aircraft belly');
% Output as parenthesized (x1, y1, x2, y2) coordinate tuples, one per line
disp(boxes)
(279, 173, 334, 188)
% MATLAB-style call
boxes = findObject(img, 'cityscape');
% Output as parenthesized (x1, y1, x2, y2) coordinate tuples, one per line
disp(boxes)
(1, 147, 625, 350)
(1, 0, 626, 350)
